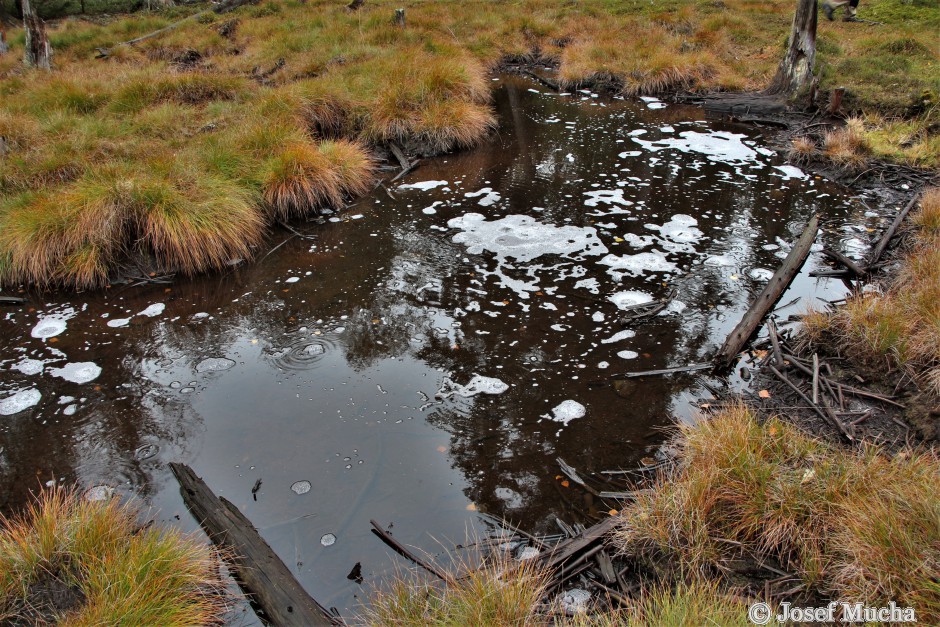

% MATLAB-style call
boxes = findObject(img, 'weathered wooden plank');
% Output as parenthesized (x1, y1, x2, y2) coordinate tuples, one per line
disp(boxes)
(170, 463, 336, 626)
(713, 214, 818, 370)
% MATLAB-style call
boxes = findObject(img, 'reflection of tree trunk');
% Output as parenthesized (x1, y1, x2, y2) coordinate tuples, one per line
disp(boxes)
(22, 0, 52, 70)
(766, 0, 817, 96)
(0, 31, 8, 56)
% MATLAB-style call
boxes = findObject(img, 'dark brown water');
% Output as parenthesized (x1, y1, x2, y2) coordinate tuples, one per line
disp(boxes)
(0, 75, 884, 614)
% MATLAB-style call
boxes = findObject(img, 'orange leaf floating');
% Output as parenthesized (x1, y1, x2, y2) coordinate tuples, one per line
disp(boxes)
(465, 503, 477, 511)
(608, 509, 619, 516)
(561, 480, 570, 488)
(436, 446, 447, 453)
(759, 390, 771, 399)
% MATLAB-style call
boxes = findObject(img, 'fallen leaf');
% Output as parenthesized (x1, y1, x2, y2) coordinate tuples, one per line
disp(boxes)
(48, 337, 58, 343)
(560, 480, 570, 488)
(759, 390, 771, 398)
(614, 237, 624, 242)
(801, 468, 816, 484)
(555, 475, 563, 480)
(436, 445, 447, 453)
(608, 509, 619, 516)
(465, 503, 477, 511)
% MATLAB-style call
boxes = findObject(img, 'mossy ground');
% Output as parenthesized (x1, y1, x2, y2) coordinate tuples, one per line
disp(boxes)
(0, 0, 936, 288)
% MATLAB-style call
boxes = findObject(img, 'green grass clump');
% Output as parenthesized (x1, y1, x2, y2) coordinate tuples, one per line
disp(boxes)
(0, 486, 228, 625)
(613, 404, 940, 622)
(364, 551, 550, 626)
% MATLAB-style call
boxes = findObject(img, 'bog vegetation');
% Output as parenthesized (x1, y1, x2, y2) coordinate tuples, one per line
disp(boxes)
(0, 0, 937, 288)
(0, 487, 228, 624)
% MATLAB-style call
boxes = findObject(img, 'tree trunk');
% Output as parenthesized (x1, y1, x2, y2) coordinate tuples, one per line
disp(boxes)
(766, 0, 817, 96)
(22, 0, 51, 70)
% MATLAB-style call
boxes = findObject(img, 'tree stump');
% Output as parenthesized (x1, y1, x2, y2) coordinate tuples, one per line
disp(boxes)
(393, 8, 405, 27)
(766, 0, 817, 96)
(22, 0, 51, 70)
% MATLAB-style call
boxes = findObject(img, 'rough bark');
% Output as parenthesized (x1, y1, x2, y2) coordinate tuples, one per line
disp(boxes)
(22, 0, 51, 70)
(766, 0, 817, 96)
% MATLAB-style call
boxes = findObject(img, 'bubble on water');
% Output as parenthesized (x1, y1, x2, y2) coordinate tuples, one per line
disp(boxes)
(107, 318, 131, 328)
(320, 533, 336, 547)
(617, 350, 639, 360)
(284, 277, 300, 284)
(546, 400, 586, 426)
(135, 444, 159, 460)
(195, 358, 236, 373)
(597, 361, 610, 369)
(0, 388, 42, 415)
(49, 362, 101, 384)
(291, 480, 311, 495)
(749, 268, 774, 281)
(63, 404, 77, 416)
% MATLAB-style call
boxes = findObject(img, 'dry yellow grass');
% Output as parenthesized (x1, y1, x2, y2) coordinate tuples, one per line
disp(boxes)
(0, 0, 936, 287)
(0, 487, 228, 624)
(802, 188, 940, 394)
(613, 403, 940, 622)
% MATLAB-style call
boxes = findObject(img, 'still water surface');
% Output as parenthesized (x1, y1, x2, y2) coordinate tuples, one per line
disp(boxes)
(1, 75, 881, 612)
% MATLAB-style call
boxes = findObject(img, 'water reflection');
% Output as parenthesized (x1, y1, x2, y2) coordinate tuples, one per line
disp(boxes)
(0, 75, 883, 612)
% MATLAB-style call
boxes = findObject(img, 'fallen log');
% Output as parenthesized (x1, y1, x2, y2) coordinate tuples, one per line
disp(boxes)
(713, 214, 818, 370)
(539, 516, 619, 573)
(369, 519, 454, 584)
(169, 463, 337, 626)
(867, 194, 920, 267)
(0, 295, 26, 306)
(610, 362, 712, 379)
(820, 248, 867, 277)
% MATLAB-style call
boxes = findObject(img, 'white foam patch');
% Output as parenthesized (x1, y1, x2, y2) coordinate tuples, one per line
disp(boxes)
(454, 375, 509, 397)
(704, 254, 736, 267)
(138, 303, 166, 317)
(31, 308, 76, 339)
(195, 358, 236, 373)
(574, 278, 600, 294)
(609, 291, 653, 309)
(107, 318, 131, 328)
(600, 252, 676, 279)
(423, 201, 444, 215)
(284, 277, 300, 284)
(465, 187, 501, 207)
(584, 189, 631, 207)
(646, 214, 703, 253)
(49, 362, 101, 384)
(632, 131, 759, 165)
(774, 165, 808, 180)
(602, 329, 637, 344)
(617, 350, 639, 359)
(546, 400, 586, 426)
(448, 214, 608, 263)
(591, 312, 605, 322)
(63, 404, 77, 416)
(13, 359, 44, 376)
(0, 388, 42, 415)
(749, 268, 774, 281)
(398, 180, 448, 191)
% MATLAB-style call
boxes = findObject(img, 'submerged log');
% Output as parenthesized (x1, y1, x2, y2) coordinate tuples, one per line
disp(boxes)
(713, 215, 819, 370)
(169, 463, 337, 626)
(22, 0, 51, 70)
(0, 295, 26, 306)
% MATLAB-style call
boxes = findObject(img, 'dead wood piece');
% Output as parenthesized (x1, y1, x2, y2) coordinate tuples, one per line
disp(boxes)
(619, 288, 677, 323)
(595, 550, 617, 585)
(520, 68, 560, 91)
(820, 248, 867, 276)
(169, 463, 337, 626)
(0, 295, 26, 306)
(387, 142, 410, 171)
(768, 319, 785, 368)
(713, 215, 818, 370)
(390, 158, 422, 183)
(768, 365, 853, 442)
(611, 362, 712, 379)
(556, 458, 599, 496)
(393, 8, 406, 27)
(477, 512, 546, 550)
(827, 87, 845, 115)
(540, 517, 619, 573)
(22, 0, 51, 70)
(868, 194, 920, 267)
(369, 519, 453, 584)
(781, 352, 905, 407)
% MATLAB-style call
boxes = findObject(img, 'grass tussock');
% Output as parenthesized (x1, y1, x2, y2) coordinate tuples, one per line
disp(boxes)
(363, 550, 549, 626)
(822, 118, 870, 169)
(0, 486, 228, 625)
(613, 403, 940, 621)
(1, 0, 937, 287)
(801, 188, 940, 394)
